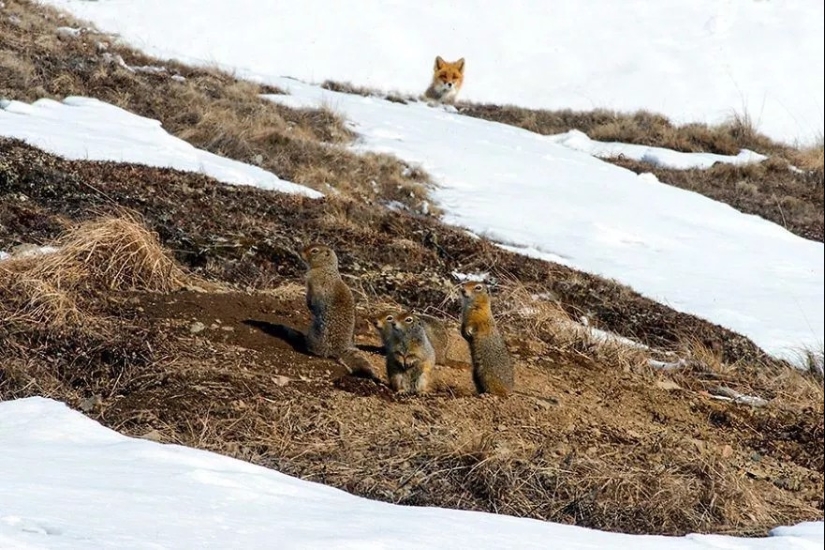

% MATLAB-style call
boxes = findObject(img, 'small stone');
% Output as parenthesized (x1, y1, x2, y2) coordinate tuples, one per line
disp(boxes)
(189, 321, 206, 334)
(655, 380, 682, 391)
(721, 444, 734, 458)
(140, 430, 163, 443)
(273, 375, 292, 387)
(79, 395, 102, 413)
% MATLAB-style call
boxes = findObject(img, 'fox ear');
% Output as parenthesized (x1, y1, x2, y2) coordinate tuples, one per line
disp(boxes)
(434, 56, 445, 70)
(456, 58, 465, 72)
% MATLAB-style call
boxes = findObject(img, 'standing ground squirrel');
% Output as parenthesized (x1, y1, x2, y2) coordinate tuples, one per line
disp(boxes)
(459, 281, 515, 397)
(371, 309, 448, 366)
(386, 311, 436, 394)
(301, 244, 377, 379)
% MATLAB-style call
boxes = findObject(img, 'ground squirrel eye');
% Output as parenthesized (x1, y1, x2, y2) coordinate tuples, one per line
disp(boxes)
(474, 284, 483, 292)
(385, 315, 394, 322)
(405, 316, 413, 323)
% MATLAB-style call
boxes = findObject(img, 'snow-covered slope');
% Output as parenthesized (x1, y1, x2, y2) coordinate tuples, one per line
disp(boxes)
(264, 79, 823, 363)
(0, 397, 821, 550)
(43, 0, 824, 144)
(0, 96, 321, 198)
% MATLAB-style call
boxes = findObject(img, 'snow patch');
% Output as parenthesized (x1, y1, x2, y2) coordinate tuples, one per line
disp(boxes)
(548, 129, 768, 169)
(0, 96, 322, 198)
(0, 397, 821, 550)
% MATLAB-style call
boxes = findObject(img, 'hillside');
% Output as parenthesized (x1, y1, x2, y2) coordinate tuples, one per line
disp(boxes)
(2, 137, 822, 537)
(1, 0, 823, 546)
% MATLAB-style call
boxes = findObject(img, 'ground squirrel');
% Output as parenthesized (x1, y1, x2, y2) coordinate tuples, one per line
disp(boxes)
(371, 309, 448, 365)
(386, 311, 436, 394)
(370, 309, 400, 354)
(459, 281, 515, 397)
(301, 243, 377, 379)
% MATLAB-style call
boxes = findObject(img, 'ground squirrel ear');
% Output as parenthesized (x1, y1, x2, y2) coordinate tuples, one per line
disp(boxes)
(456, 58, 465, 72)
(435, 56, 445, 70)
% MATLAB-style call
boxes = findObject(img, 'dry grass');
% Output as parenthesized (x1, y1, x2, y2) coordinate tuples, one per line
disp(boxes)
(0, 0, 434, 213)
(321, 80, 417, 105)
(494, 280, 651, 372)
(0, 209, 821, 537)
(664, 340, 825, 412)
(0, 213, 190, 331)
(458, 103, 819, 162)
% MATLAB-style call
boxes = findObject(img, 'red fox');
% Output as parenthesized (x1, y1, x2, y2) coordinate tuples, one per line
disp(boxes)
(424, 56, 465, 104)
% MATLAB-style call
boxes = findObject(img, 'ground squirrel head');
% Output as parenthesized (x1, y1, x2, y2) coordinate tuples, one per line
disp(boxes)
(371, 309, 400, 341)
(371, 310, 398, 330)
(393, 310, 430, 336)
(300, 243, 339, 270)
(460, 281, 490, 305)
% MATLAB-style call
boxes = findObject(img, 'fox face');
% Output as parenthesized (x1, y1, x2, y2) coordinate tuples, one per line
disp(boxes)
(428, 56, 465, 102)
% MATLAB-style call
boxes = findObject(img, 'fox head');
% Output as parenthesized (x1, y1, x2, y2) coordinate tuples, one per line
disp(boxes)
(432, 56, 465, 94)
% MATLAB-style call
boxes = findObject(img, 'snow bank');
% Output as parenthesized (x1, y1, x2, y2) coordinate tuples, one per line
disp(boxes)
(1, 397, 821, 550)
(0, 96, 321, 198)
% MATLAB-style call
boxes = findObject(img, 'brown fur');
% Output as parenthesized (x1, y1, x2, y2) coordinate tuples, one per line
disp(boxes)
(301, 243, 378, 379)
(459, 282, 514, 397)
(372, 309, 449, 366)
(301, 243, 355, 358)
(387, 311, 436, 394)
(419, 313, 449, 365)
(424, 56, 465, 104)
(370, 309, 400, 354)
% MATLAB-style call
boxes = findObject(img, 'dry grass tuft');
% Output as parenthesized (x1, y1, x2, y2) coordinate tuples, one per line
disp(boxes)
(668, 340, 825, 410)
(446, 433, 778, 535)
(320, 80, 417, 104)
(495, 280, 650, 371)
(0, 213, 190, 330)
(37, 214, 190, 292)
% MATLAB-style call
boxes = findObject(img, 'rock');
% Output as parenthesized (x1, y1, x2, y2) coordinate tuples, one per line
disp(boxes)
(79, 395, 102, 413)
(721, 444, 734, 458)
(140, 430, 163, 443)
(655, 379, 682, 391)
(189, 321, 206, 334)
(272, 375, 292, 387)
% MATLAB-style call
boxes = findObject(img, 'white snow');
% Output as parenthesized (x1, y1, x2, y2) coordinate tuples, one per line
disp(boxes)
(265, 80, 824, 363)
(41, 0, 824, 145)
(0, 96, 322, 199)
(549, 129, 768, 170)
(1, 397, 822, 550)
